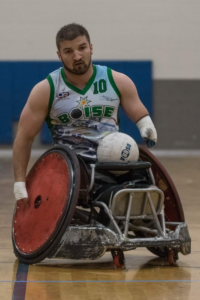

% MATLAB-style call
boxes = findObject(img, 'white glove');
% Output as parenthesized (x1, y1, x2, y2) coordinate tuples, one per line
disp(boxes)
(14, 182, 28, 201)
(136, 115, 157, 148)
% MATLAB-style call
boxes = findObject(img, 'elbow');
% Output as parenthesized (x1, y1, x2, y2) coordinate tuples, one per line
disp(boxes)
(14, 130, 35, 147)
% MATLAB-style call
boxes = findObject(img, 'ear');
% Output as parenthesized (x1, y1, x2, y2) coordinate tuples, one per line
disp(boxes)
(90, 43, 93, 55)
(57, 51, 62, 61)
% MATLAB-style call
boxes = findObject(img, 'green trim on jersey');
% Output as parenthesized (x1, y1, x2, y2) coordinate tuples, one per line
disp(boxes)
(61, 65, 97, 95)
(45, 115, 53, 131)
(47, 75, 55, 113)
(107, 68, 121, 98)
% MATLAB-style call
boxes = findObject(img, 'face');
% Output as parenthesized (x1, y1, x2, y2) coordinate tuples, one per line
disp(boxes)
(57, 35, 93, 75)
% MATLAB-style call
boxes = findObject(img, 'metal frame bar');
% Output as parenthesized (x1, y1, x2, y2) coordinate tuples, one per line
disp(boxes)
(88, 164, 96, 192)
(146, 192, 164, 236)
(124, 194, 133, 236)
(91, 172, 187, 243)
(128, 222, 158, 235)
(141, 194, 148, 215)
(93, 187, 166, 238)
(111, 187, 164, 216)
(93, 201, 122, 236)
(165, 222, 183, 225)
(113, 215, 156, 220)
(149, 168, 156, 185)
(109, 187, 165, 237)
(160, 208, 166, 235)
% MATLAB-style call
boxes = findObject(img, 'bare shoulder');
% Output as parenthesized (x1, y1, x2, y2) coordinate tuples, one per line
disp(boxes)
(111, 70, 137, 95)
(27, 79, 50, 110)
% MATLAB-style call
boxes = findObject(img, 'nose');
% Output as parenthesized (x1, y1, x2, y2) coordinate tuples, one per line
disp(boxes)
(73, 50, 82, 61)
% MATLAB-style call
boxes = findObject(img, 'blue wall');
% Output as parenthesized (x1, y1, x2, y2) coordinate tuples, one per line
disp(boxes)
(0, 61, 152, 144)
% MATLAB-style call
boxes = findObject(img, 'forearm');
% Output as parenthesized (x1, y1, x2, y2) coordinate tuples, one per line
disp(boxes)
(13, 133, 33, 182)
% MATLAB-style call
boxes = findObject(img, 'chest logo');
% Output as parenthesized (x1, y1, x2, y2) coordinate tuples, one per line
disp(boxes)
(77, 97, 91, 107)
(57, 96, 116, 125)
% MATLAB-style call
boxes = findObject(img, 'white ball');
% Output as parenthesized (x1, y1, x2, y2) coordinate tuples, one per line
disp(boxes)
(97, 132, 139, 163)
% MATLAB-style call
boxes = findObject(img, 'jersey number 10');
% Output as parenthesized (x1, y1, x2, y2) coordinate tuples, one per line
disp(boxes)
(93, 80, 107, 94)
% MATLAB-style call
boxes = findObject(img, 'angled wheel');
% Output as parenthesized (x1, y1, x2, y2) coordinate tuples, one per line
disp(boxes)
(145, 246, 168, 258)
(139, 145, 185, 223)
(138, 146, 185, 259)
(12, 145, 80, 264)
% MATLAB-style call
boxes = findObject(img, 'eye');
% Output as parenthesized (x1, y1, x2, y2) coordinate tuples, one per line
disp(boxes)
(64, 50, 72, 54)
(80, 46, 86, 50)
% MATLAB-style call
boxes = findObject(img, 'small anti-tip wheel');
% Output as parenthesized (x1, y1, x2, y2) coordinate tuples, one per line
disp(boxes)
(113, 255, 124, 269)
(168, 251, 178, 266)
(111, 250, 125, 269)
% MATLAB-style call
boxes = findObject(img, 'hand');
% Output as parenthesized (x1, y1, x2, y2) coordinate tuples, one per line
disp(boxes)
(136, 116, 157, 148)
(143, 128, 156, 148)
(144, 138, 156, 148)
(17, 197, 30, 208)
(14, 182, 28, 201)
(18, 198, 29, 204)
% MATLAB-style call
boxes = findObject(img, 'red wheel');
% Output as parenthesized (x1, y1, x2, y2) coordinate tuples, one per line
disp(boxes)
(12, 146, 80, 264)
(139, 145, 185, 224)
(168, 251, 177, 266)
(113, 255, 124, 269)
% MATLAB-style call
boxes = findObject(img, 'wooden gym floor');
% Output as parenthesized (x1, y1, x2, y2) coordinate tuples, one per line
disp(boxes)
(0, 153, 200, 300)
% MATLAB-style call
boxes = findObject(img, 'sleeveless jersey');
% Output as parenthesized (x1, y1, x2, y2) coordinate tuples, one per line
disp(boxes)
(46, 64, 121, 145)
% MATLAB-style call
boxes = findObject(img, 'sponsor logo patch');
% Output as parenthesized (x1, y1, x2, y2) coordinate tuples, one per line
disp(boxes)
(120, 143, 131, 161)
(56, 92, 70, 99)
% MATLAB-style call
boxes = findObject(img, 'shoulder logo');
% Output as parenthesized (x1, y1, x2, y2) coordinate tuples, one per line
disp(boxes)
(56, 91, 70, 99)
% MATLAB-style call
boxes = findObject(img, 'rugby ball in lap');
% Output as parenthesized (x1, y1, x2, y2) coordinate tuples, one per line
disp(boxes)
(97, 132, 139, 163)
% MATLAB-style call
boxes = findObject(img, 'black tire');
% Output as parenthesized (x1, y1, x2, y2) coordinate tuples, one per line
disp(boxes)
(134, 231, 168, 258)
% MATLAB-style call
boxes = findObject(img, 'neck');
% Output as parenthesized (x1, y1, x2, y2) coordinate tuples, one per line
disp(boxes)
(63, 63, 93, 88)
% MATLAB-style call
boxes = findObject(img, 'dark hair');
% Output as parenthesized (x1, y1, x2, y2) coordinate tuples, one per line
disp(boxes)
(56, 23, 90, 49)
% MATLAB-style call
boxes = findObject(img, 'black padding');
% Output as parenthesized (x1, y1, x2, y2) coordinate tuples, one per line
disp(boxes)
(96, 161, 151, 171)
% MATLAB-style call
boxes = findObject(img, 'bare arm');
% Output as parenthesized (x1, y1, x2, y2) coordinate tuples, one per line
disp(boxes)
(13, 79, 50, 182)
(112, 70, 157, 147)
(112, 71, 148, 122)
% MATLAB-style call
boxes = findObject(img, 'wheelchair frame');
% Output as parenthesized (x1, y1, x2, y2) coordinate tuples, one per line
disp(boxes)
(12, 145, 191, 268)
(49, 156, 191, 268)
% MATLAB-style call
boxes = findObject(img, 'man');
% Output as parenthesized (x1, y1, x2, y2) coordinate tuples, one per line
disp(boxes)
(13, 23, 157, 201)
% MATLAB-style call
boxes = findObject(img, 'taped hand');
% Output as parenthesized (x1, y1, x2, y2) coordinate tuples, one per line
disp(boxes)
(136, 116, 157, 148)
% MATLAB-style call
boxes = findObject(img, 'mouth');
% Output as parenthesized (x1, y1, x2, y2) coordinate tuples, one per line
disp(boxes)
(74, 61, 83, 66)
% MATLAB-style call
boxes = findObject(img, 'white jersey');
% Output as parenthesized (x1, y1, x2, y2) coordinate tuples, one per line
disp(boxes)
(46, 64, 121, 145)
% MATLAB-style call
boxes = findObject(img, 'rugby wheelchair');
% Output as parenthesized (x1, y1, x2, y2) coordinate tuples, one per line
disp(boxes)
(12, 144, 191, 268)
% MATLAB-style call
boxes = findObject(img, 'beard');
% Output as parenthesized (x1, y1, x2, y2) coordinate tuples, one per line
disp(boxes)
(61, 57, 92, 75)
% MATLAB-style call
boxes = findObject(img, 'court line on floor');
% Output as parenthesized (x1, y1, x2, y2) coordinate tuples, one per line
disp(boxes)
(12, 262, 29, 300)
(2, 280, 200, 283)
